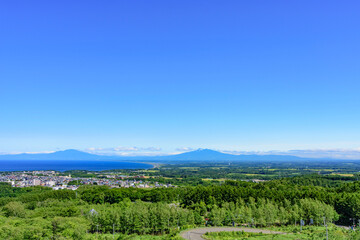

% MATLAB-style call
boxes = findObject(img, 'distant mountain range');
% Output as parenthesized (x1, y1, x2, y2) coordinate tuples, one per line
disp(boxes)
(0, 148, 332, 162)
(157, 149, 306, 161)
(0, 149, 111, 161)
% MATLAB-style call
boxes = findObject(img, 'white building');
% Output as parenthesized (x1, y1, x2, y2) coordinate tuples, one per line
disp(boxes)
(33, 179, 42, 186)
(45, 181, 56, 187)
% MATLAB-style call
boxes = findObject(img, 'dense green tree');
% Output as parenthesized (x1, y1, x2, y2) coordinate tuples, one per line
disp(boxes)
(3, 201, 26, 218)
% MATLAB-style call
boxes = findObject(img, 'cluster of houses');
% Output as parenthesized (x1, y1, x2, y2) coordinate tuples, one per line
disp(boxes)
(0, 171, 174, 190)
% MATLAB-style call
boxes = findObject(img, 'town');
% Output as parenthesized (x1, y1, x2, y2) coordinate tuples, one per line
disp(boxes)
(0, 170, 175, 190)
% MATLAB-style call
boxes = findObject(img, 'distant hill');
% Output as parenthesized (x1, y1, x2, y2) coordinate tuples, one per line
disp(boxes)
(0, 148, 315, 162)
(160, 148, 234, 160)
(0, 149, 112, 161)
(155, 148, 304, 161)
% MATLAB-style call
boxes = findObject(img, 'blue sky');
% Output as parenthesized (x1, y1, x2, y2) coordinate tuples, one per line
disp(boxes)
(1, 1, 360, 157)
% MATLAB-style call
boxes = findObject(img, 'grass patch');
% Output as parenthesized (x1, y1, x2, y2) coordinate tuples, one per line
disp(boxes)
(330, 173, 354, 177)
(203, 225, 360, 240)
(202, 178, 227, 181)
(203, 231, 298, 240)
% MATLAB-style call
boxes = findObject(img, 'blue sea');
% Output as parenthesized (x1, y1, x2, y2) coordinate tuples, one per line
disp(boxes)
(0, 160, 153, 172)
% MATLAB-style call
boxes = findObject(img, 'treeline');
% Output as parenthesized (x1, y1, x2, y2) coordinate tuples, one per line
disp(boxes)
(2, 179, 358, 224)
(81, 197, 339, 235)
(182, 181, 360, 224)
(74, 180, 360, 224)
(192, 197, 338, 226)
(274, 174, 355, 188)
(89, 200, 195, 235)
(133, 176, 215, 186)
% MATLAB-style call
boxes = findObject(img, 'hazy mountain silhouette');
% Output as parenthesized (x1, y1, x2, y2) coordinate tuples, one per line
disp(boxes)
(0, 148, 311, 161)
(155, 148, 304, 161)
(0, 149, 111, 160)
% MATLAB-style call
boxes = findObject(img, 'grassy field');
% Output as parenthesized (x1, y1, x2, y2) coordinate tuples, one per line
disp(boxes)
(330, 173, 354, 177)
(203, 226, 360, 240)
(202, 178, 228, 181)
(143, 170, 160, 173)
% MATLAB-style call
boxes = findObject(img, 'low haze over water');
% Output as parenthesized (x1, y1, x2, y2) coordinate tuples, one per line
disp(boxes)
(0, 160, 152, 172)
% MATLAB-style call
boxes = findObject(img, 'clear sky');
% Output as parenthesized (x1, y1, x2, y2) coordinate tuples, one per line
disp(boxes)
(1, 1, 359, 156)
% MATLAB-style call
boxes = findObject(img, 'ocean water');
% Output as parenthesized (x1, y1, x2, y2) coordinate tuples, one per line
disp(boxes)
(0, 160, 152, 172)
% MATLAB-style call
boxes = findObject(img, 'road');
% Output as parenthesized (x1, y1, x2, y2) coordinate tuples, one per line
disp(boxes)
(181, 227, 286, 240)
